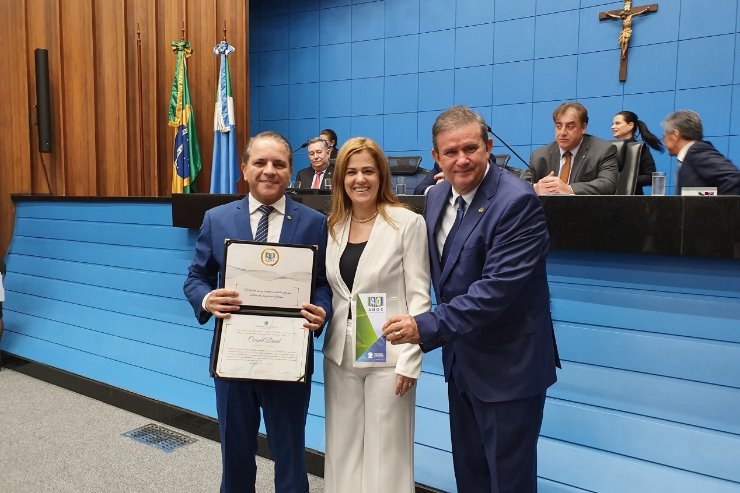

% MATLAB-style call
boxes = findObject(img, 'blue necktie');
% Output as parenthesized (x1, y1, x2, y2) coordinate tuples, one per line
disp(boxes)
(254, 205, 274, 242)
(441, 196, 466, 266)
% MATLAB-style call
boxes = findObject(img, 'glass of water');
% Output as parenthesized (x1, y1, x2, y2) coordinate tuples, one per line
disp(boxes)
(395, 176, 406, 195)
(324, 177, 332, 190)
(651, 172, 666, 196)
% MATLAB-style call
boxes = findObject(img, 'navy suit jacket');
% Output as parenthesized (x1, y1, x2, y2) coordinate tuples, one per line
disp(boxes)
(678, 141, 740, 195)
(416, 165, 559, 402)
(183, 195, 333, 376)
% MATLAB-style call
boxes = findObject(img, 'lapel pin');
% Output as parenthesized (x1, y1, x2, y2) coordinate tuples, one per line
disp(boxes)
(478, 208, 484, 213)
(287, 215, 292, 220)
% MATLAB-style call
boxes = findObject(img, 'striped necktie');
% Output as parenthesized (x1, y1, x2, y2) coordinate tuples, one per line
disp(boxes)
(255, 205, 274, 242)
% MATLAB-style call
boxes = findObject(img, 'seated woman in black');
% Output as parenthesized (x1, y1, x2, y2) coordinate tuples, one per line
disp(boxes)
(611, 110, 664, 194)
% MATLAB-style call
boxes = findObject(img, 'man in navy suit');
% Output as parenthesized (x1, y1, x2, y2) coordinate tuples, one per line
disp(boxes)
(184, 131, 332, 493)
(384, 106, 560, 492)
(661, 110, 740, 195)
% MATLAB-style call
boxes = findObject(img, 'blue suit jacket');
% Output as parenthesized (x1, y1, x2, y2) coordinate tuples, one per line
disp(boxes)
(183, 195, 333, 376)
(416, 165, 559, 402)
(678, 141, 740, 195)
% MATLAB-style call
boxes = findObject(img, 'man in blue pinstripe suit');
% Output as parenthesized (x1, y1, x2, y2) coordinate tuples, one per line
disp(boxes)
(184, 131, 333, 493)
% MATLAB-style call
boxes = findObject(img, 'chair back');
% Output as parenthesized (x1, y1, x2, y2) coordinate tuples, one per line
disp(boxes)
(388, 156, 424, 192)
(493, 154, 511, 167)
(614, 140, 643, 195)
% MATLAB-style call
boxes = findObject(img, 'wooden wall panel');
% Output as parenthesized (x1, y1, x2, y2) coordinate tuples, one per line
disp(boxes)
(59, 0, 97, 196)
(0, 0, 251, 256)
(0, 0, 32, 254)
(25, 0, 61, 196)
(126, 0, 159, 196)
(94, 0, 130, 196)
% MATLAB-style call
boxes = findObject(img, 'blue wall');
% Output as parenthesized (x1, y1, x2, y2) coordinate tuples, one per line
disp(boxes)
(250, 0, 740, 194)
(3, 200, 740, 492)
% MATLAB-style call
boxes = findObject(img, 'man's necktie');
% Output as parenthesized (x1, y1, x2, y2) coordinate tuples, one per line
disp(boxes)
(255, 205, 274, 242)
(560, 150, 572, 184)
(441, 196, 466, 267)
(312, 171, 322, 189)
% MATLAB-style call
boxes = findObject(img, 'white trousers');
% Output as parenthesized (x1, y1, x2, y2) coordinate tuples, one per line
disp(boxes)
(323, 328, 416, 493)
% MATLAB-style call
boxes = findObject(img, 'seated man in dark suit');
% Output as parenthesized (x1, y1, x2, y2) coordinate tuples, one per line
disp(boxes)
(523, 102, 618, 195)
(661, 110, 740, 195)
(413, 162, 443, 195)
(296, 137, 334, 190)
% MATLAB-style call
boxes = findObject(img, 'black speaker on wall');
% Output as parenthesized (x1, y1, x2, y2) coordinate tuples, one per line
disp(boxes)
(35, 48, 53, 153)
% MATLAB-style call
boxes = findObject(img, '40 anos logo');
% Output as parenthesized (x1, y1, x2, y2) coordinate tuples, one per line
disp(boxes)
(366, 295, 384, 312)
(260, 248, 280, 266)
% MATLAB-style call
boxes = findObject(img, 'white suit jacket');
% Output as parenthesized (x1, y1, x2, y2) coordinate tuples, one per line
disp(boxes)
(323, 205, 431, 378)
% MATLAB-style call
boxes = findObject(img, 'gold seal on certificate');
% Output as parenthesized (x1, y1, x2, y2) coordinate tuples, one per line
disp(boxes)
(211, 240, 317, 381)
(260, 247, 279, 266)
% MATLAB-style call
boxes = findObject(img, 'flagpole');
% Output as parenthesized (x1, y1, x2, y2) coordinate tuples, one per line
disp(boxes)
(136, 24, 145, 195)
(181, 0, 187, 40)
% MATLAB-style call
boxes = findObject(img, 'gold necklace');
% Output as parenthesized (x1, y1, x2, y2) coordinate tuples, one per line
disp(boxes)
(351, 210, 379, 223)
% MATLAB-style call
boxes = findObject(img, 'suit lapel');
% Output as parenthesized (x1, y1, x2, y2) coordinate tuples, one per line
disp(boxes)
(425, 184, 450, 293)
(331, 219, 353, 299)
(439, 169, 499, 286)
(232, 196, 253, 241)
(548, 145, 560, 176)
(279, 195, 300, 243)
(571, 135, 591, 182)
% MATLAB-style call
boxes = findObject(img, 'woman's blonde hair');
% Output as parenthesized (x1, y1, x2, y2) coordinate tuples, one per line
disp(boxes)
(327, 137, 404, 241)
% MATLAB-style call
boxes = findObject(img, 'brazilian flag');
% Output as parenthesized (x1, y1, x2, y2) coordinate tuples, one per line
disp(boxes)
(169, 40, 202, 193)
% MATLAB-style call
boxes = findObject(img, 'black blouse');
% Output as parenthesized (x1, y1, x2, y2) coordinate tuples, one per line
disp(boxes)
(340, 241, 367, 319)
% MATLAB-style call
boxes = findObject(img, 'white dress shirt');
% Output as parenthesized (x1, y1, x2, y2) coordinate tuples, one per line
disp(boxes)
(677, 141, 696, 164)
(436, 165, 489, 259)
(202, 193, 287, 309)
(247, 193, 286, 243)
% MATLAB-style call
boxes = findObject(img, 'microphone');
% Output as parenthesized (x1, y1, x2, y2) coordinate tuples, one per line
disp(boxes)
(292, 141, 309, 153)
(486, 124, 537, 179)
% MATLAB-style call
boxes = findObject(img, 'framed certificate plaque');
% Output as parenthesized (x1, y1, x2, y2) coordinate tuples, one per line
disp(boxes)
(210, 240, 317, 382)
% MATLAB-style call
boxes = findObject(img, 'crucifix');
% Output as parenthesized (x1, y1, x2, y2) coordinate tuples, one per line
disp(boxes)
(599, 0, 658, 81)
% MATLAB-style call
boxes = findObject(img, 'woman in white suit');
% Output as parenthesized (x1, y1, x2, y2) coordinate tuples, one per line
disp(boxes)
(323, 137, 431, 493)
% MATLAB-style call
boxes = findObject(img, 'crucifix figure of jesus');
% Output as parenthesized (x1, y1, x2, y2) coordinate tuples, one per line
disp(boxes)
(599, 0, 658, 81)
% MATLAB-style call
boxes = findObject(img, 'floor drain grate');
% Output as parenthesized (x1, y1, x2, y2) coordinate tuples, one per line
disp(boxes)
(122, 423, 197, 453)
